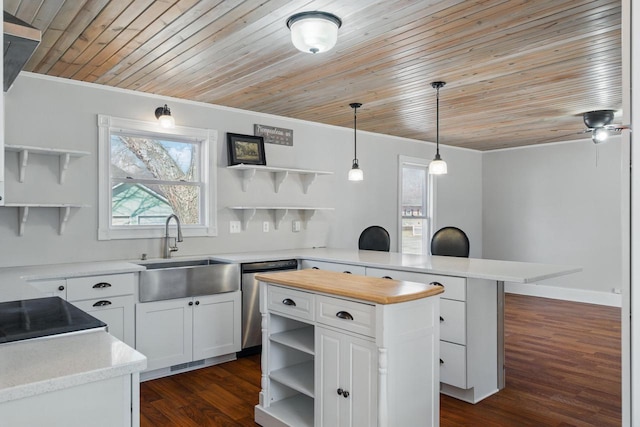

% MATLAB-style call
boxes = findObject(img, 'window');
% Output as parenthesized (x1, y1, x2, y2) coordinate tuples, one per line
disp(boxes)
(98, 115, 216, 240)
(398, 156, 433, 254)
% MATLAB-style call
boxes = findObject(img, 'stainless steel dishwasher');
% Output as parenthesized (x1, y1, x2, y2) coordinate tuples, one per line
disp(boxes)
(240, 259, 298, 353)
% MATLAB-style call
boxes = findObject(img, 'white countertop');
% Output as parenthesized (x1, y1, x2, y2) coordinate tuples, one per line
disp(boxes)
(211, 248, 582, 283)
(0, 250, 580, 304)
(0, 329, 146, 403)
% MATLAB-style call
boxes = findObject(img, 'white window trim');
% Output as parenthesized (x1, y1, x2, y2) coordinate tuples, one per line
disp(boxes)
(397, 155, 436, 254)
(97, 114, 217, 240)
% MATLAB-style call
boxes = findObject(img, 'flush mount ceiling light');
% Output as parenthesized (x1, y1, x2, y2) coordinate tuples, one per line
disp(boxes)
(429, 81, 448, 175)
(348, 102, 364, 182)
(286, 11, 342, 54)
(155, 104, 175, 128)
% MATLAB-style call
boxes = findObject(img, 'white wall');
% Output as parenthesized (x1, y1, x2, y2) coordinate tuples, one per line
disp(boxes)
(483, 139, 623, 302)
(0, 73, 482, 267)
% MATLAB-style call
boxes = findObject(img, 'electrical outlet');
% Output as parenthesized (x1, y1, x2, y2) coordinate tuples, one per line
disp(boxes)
(292, 220, 301, 232)
(263, 221, 269, 232)
(229, 221, 241, 234)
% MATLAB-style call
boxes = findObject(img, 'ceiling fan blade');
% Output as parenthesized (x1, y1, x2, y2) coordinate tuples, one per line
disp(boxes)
(604, 124, 631, 132)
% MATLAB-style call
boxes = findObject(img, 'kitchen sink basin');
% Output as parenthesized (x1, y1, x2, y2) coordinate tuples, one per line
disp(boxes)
(138, 259, 240, 302)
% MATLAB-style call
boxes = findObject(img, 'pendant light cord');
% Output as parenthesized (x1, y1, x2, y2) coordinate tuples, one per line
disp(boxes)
(353, 104, 358, 160)
(350, 102, 362, 162)
(436, 87, 440, 157)
(431, 81, 445, 160)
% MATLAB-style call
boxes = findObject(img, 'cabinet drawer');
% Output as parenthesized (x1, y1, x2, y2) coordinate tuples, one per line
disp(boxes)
(316, 295, 375, 337)
(70, 295, 134, 345)
(66, 273, 135, 301)
(365, 267, 466, 301)
(300, 259, 366, 275)
(268, 285, 315, 321)
(440, 299, 466, 345)
(440, 341, 467, 388)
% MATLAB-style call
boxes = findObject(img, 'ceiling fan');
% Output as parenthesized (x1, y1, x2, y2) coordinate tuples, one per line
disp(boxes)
(580, 110, 630, 144)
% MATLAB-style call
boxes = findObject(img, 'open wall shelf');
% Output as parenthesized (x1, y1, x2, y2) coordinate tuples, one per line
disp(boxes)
(2, 203, 89, 236)
(5, 144, 90, 184)
(228, 206, 333, 230)
(227, 164, 333, 193)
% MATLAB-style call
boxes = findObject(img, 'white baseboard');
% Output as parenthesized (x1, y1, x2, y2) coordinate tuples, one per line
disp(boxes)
(505, 282, 622, 307)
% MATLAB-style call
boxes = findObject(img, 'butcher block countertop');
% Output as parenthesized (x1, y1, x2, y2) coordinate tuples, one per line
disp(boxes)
(255, 269, 444, 304)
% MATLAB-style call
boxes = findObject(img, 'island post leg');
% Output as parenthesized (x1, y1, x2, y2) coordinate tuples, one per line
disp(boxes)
(497, 280, 505, 390)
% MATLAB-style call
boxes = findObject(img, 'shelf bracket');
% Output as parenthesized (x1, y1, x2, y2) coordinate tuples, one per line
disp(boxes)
(298, 209, 317, 229)
(18, 149, 29, 183)
(18, 206, 29, 236)
(236, 208, 256, 230)
(241, 169, 257, 192)
(273, 209, 289, 230)
(300, 173, 318, 194)
(273, 171, 289, 193)
(59, 153, 71, 184)
(59, 206, 73, 235)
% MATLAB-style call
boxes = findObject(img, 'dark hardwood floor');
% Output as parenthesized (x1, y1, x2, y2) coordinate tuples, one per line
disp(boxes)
(140, 294, 621, 426)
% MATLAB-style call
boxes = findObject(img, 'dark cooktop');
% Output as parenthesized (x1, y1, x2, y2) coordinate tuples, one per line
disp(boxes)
(0, 296, 106, 344)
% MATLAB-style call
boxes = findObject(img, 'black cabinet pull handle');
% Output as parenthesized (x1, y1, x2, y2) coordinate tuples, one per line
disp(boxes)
(93, 282, 112, 289)
(195, 301, 200, 305)
(58, 285, 65, 291)
(188, 301, 194, 306)
(336, 311, 354, 320)
(382, 275, 393, 280)
(337, 388, 343, 395)
(93, 300, 112, 307)
(440, 359, 444, 365)
(343, 271, 352, 274)
(312, 267, 319, 270)
(282, 298, 296, 306)
(440, 316, 444, 322)
(343, 390, 350, 398)
(430, 281, 443, 287)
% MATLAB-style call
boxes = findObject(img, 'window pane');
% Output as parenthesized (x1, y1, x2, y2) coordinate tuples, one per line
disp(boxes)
(111, 182, 201, 226)
(110, 133, 200, 182)
(402, 218, 424, 254)
(402, 167, 426, 217)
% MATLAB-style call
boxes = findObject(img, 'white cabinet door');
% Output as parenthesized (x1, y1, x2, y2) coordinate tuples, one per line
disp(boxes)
(71, 295, 135, 347)
(316, 327, 377, 427)
(136, 298, 193, 371)
(28, 279, 67, 299)
(193, 291, 241, 361)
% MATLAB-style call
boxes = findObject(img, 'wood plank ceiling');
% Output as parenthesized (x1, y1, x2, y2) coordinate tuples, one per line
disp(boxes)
(5, 0, 622, 151)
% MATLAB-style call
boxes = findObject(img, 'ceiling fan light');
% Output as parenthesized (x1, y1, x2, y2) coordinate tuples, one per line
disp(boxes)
(287, 12, 342, 54)
(592, 127, 609, 144)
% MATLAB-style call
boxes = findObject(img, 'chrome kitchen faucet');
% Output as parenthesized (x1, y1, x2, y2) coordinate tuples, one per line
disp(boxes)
(164, 214, 183, 258)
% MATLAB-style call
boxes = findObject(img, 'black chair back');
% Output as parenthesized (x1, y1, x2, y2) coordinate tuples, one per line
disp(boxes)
(358, 226, 390, 252)
(430, 227, 470, 257)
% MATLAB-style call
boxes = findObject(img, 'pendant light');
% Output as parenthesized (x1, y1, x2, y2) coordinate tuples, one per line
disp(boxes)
(348, 102, 364, 181)
(429, 81, 448, 175)
(286, 12, 342, 54)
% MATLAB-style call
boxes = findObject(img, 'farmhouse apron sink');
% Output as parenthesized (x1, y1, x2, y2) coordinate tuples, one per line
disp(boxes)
(138, 259, 240, 302)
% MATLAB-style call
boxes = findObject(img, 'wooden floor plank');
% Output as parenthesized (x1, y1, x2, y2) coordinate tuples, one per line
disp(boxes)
(140, 294, 621, 426)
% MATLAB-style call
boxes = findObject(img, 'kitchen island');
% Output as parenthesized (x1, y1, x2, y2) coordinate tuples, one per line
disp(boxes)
(254, 269, 444, 427)
(214, 248, 581, 403)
